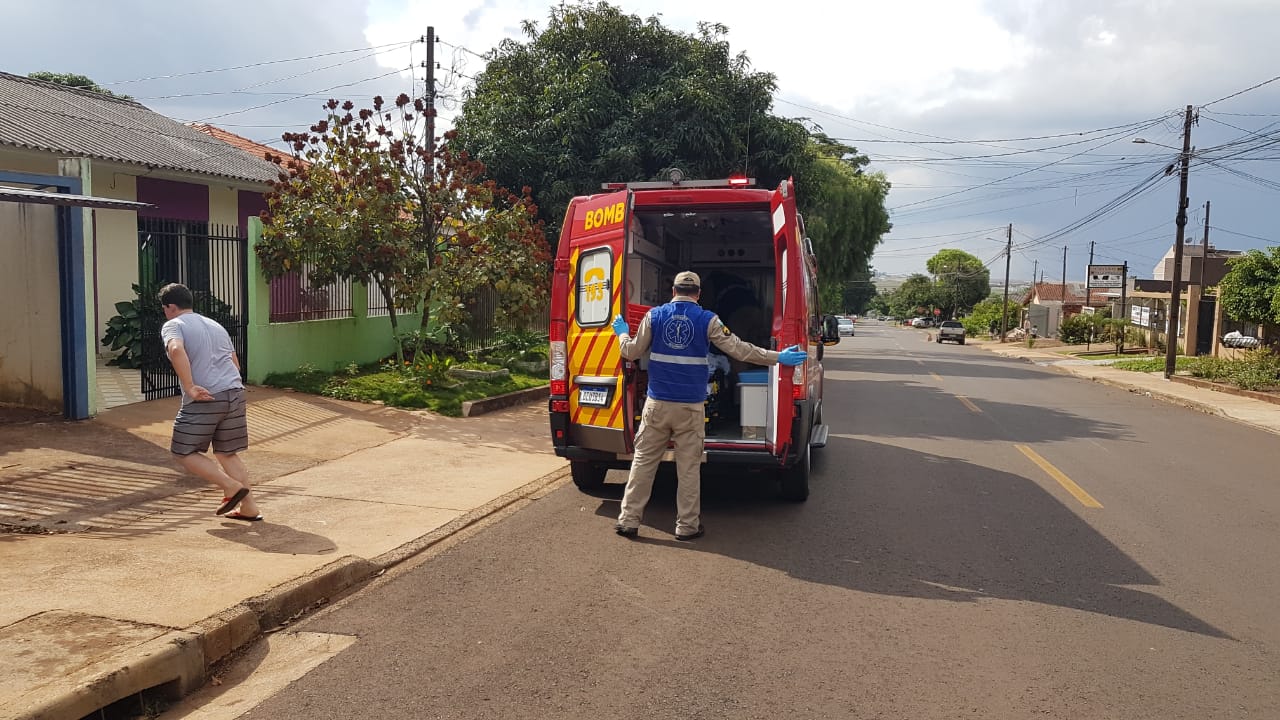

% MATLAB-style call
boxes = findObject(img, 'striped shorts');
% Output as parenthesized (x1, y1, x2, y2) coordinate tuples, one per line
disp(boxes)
(170, 388, 248, 455)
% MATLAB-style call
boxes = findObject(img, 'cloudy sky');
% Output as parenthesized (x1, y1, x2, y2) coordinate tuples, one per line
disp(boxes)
(7, 0, 1278, 281)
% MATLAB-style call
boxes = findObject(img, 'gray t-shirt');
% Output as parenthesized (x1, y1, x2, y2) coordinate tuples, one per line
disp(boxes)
(160, 312, 243, 397)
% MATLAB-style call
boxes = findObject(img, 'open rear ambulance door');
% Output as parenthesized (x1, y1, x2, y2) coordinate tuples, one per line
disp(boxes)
(563, 191, 637, 468)
(769, 178, 805, 462)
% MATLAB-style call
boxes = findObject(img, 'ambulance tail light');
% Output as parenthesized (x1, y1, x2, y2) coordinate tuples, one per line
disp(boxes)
(791, 364, 807, 400)
(550, 339, 568, 397)
(728, 173, 750, 186)
(550, 399, 570, 413)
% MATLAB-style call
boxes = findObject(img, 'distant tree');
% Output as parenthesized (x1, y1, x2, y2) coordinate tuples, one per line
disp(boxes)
(27, 71, 129, 99)
(961, 296, 1022, 337)
(803, 137, 892, 306)
(839, 272, 878, 314)
(258, 96, 550, 362)
(1218, 247, 1280, 326)
(926, 249, 990, 318)
(887, 274, 938, 318)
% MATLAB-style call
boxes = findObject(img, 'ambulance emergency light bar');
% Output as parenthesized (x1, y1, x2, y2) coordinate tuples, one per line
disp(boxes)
(602, 171, 754, 190)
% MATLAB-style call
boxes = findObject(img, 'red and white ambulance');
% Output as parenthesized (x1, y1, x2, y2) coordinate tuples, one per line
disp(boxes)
(547, 173, 841, 501)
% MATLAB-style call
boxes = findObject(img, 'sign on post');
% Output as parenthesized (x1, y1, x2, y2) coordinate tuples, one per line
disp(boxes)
(1088, 264, 1125, 289)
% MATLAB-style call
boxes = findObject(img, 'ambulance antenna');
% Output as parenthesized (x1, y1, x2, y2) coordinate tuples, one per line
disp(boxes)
(742, 114, 752, 175)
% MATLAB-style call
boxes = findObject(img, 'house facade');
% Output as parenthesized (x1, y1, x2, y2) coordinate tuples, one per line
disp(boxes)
(0, 71, 279, 416)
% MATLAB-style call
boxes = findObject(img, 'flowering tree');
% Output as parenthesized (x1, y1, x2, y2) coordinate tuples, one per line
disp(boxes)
(258, 94, 550, 362)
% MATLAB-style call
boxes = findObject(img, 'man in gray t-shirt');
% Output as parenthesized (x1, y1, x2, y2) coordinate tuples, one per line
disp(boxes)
(159, 283, 261, 520)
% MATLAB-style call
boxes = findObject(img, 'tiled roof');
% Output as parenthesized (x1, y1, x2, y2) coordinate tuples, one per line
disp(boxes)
(1024, 282, 1086, 304)
(188, 123, 299, 168)
(0, 71, 279, 184)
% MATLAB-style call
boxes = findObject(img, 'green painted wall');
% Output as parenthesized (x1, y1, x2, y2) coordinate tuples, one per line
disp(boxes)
(246, 218, 420, 383)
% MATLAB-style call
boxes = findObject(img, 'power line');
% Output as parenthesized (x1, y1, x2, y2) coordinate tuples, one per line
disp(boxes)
(1208, 226, 1275, 244)
(438, 39, 488, 60)
(193, 67, 410, 122)
(104, 41, 417, 85)
(887, 117, 1172, 213)
(1202, 72, 1280, 108)
(134, 43, 415, 100)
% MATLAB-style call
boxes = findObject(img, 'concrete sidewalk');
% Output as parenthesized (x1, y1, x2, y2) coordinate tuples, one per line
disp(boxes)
(0, 387, 566, 720)
(971, 340, 1280, 436)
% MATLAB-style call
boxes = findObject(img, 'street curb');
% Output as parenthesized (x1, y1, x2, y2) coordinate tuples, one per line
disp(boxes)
(1169, 374, 1280, 406)
(461, 384, 549, 417)
(371, 465, 570, 568)
(12, 629, 204, 720)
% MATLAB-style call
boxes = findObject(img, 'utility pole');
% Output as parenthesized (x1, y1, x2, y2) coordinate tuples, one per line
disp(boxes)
(1119, 262, 1129, 355)
(1062, 245, 1068, 289)
(1032, 259, 1038, 288)
(425, 27, 436, 178)
(1001, 224, 1012, 342)
(1086, 241, 1095, 349)
(1164, 104, 1195, 379)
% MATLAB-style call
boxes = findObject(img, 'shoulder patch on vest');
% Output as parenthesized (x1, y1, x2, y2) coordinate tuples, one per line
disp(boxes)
(721, 324, 732, 336)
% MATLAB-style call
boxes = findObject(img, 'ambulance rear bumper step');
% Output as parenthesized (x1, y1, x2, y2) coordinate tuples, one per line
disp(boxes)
(809, 424, 829, 449)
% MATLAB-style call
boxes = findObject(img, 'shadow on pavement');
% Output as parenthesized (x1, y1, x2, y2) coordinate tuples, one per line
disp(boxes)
(592, 438, 1226, 639)
(207, 519, 337, 555)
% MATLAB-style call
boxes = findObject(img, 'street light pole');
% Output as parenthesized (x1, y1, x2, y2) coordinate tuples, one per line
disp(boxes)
(1164, 105, 1195, 379)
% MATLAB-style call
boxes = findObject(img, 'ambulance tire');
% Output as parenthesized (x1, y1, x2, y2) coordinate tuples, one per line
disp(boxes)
(570, 461, 608, 491)
(779, 437, 811, 502)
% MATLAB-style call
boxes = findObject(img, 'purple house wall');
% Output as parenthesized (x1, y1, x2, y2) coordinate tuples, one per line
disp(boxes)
(136, 177, 209, 221)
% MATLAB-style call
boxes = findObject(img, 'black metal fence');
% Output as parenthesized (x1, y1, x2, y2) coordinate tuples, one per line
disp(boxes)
(366, 276, 392, 317)
(454, 289, 550, 353)
(137, 219, 249, 400)
(268, 265, 354, 323)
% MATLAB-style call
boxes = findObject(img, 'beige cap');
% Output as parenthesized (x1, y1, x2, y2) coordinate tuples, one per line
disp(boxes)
(673, 271, 701, 288)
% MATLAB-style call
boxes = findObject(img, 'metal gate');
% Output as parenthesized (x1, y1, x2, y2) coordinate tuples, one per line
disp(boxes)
(1196, 297, 1217, 356)
(137, 219, 249, 400)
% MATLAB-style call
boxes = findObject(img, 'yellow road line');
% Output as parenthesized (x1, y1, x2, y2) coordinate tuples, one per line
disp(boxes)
(1016, 445, 1103, 509)
(956, 395, 982, 413)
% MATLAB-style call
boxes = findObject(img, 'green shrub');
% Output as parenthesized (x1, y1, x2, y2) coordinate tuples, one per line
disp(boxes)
(1188, 356, 1230, 381)
(1058, 314, 1095, 344)
(1112, 356, 1194, 373)
(1228, 349, 1280, 391)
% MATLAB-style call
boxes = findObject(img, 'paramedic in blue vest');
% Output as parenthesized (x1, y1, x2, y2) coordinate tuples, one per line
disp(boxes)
(611, 271, 807, 541)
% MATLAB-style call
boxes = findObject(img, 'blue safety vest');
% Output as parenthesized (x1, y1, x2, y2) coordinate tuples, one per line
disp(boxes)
(647, 301, 715, 403)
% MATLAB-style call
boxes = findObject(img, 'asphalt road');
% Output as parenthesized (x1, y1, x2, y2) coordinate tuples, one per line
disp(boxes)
(208, 321, 1280, 719)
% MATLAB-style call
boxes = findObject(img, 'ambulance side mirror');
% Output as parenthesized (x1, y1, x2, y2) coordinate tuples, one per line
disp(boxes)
(821, 315, 841, 346)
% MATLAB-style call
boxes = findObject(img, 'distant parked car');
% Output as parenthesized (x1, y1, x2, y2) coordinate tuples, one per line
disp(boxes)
(937, 320, 966, 345)
(911, 317, 934, 328)
(837, 317, 856, 336)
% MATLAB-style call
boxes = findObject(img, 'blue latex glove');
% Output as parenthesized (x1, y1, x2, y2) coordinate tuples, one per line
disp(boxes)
(776, 345, 807, 366)
(612, 314, 631, 336)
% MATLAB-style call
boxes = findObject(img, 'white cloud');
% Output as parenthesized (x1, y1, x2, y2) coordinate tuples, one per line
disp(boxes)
(361, 0, 1280, 277)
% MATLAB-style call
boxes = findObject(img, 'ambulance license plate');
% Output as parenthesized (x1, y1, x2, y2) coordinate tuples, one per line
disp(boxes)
(578, 386, 610, 407)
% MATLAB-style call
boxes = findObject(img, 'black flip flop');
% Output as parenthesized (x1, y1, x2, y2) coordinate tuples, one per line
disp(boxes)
(225, 511, 264, 522)
(216, 488, 250, 515)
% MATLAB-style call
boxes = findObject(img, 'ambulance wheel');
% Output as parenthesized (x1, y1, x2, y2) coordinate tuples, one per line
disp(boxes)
(779, 440, 811, 502)
(570, 461, 608, 491)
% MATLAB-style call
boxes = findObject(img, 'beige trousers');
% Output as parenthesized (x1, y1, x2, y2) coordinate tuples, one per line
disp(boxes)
(617, 397, 706, 535)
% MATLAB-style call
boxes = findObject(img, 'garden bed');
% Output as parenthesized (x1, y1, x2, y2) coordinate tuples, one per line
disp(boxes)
(263, 361, 546, 417)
